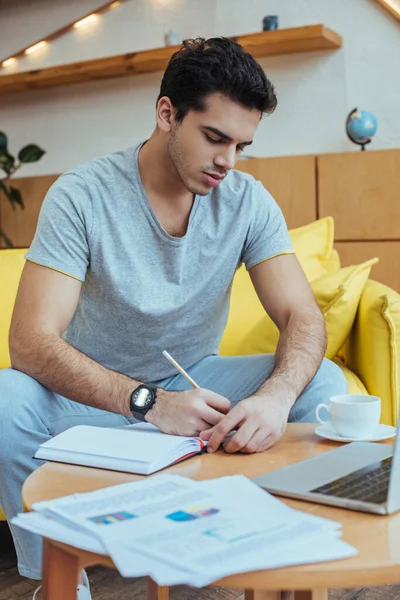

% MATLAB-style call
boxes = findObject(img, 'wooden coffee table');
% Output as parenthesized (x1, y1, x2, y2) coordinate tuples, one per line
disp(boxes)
(22, 424, 400, 600)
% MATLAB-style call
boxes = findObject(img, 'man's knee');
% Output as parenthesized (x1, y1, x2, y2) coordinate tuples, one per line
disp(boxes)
(312, 358, 348, 396)
(0, 368, 50, 439)
(289, 359, 347, 423)
(0, 367, 46, 405)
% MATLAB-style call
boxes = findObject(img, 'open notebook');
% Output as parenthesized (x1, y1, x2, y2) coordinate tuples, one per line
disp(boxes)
(34, 423, 207, 475)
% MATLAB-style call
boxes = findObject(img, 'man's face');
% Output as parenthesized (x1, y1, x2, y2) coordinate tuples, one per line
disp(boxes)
(167, 93, 261, 196)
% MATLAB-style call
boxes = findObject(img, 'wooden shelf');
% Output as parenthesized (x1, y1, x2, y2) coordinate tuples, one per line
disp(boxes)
(0, 25, 342, 94)
(375, 0, 400, 23)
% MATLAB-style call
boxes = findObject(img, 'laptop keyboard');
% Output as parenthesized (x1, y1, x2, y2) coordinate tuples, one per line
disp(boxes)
(311, 457, 392, 504)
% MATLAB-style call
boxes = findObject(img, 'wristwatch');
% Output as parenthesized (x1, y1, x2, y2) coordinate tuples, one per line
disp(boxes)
(129, 384, 157, 421)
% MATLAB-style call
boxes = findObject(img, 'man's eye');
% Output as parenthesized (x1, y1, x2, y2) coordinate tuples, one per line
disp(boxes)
(205, 134, 220, 144)
(237, 146, 245, 152)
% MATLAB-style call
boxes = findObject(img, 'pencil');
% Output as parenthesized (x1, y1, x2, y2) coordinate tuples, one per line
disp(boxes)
(162, 350, 200, 389)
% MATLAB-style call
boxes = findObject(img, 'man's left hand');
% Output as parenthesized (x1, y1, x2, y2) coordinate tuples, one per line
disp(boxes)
(200, 395, 292, 454)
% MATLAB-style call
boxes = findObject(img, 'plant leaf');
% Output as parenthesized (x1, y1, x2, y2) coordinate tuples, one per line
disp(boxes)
(9, 186, 24, 209)
(18, 144, 46, 163)
(0, 132, 8, 154)
(0, 151, 15, 175)
(0, 181, 23, 210)
(0, 228, 14, 248)
(0, 181, 15, 210)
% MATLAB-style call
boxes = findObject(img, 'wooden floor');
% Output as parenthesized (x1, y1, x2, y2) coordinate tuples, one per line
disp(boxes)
(1, 523, 400, 600)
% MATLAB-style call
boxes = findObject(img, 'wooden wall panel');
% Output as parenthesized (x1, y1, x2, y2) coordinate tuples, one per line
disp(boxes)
(1, 150, 399, 293)
(318, 149, 400, 241)
(236, 155, 317, 229)
(335, 241, 400, 292)
(0, 155, 316, 247)
(0, 174, 59, 248)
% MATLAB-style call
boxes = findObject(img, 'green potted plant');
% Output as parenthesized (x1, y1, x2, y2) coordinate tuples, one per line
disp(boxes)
(0, 131, 46, 247)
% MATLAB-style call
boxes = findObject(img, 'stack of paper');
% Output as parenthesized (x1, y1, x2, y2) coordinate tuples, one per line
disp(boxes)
(12, 474, 357, 587)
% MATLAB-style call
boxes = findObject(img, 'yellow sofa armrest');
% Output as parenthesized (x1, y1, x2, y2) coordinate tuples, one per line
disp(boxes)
(341, 279, 400, 426)
(0, 248, 27, 369)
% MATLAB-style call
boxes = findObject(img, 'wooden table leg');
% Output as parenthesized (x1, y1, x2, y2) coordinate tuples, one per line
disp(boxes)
(245, 591, 281, 600)
(147, 577, 170, 600)
(294, 591, 328, 600)
(245, 591, 328, 600)
(41, 539, 80, 600)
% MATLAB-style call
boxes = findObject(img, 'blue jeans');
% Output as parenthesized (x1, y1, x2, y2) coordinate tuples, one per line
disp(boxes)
(0, 354, 347, 579)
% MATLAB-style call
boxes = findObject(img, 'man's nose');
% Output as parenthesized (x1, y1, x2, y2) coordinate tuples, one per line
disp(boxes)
(214, 147, 237, 171)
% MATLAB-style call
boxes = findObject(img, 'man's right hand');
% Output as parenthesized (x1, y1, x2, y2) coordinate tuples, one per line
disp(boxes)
(145, 388, 231, 437)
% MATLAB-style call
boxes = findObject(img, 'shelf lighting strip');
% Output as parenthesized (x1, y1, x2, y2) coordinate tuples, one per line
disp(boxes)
(1, 0, 123, 69)
(375, 0, 400, 22)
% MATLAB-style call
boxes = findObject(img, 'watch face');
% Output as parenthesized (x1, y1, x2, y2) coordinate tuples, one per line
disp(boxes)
(133, 387, 153, 408)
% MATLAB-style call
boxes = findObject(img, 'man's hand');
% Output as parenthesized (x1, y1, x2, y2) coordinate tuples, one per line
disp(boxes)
(200, 394, 292, 454)
(145, 388, 231, 437)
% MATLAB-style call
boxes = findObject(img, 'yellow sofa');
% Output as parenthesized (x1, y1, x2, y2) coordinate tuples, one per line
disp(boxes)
(1, 217, 399, 521)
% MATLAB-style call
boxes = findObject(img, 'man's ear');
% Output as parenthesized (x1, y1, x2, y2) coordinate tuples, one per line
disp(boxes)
(156, 96, 175, 133)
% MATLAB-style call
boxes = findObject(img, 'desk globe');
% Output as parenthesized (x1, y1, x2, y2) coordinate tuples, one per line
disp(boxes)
(346, 108, 378, 150)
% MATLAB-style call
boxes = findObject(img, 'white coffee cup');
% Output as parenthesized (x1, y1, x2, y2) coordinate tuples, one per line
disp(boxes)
(315, 394, 381, 438)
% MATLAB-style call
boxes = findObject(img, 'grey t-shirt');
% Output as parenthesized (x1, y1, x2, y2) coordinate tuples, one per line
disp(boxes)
(26, 142, 293, 382)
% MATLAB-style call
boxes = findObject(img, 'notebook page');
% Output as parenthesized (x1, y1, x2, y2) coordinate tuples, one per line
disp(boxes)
(38, 424, 195, 464)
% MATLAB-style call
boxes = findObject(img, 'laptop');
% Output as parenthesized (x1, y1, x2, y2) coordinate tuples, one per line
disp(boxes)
(252, 425, 400, 515)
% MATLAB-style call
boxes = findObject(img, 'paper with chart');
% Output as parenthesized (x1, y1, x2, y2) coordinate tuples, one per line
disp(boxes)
(18, 473, 358, 586)
(96, 475, 355, 585)
(11, 510, 189, 584)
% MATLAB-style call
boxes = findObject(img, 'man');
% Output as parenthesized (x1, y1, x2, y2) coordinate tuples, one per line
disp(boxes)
(0, 37, 347, 596)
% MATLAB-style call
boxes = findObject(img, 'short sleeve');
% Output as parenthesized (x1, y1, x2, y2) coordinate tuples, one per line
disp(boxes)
(242, 182, 293, 270)
(25, 173, 93, 281)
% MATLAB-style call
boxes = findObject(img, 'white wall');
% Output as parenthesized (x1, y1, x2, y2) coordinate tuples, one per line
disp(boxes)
(0, 0, 399, 176)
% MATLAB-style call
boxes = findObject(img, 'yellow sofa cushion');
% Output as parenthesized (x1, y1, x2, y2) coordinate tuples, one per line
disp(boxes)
(220, 217, 340, 356)
(342, 280, 400, 426)
(235, 258, 378, 360)
(289, 216, 340, 281)
(333, 357, 368, 395)
(312, 258, 378, 358)
(0, 248, 27, 369)
(220, 265, 266, 356)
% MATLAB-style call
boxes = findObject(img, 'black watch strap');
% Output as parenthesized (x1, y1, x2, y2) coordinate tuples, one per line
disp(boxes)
(129, 384, 157, 421)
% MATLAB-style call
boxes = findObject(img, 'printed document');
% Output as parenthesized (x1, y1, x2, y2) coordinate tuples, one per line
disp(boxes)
(15, 473, 358, 586)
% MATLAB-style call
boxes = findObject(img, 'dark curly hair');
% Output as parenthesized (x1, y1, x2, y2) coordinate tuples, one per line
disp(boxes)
(158, 37, 277, 122)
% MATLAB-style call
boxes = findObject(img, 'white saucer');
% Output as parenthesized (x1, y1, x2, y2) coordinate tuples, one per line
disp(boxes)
(315, 423, 397, 443)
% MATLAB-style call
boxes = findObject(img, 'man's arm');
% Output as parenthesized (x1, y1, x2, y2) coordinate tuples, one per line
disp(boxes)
(10, 261, 229, 433)
(251, 253, 326, 401)
(202, 254, 326, 453)
(10, 261, 140, 415)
